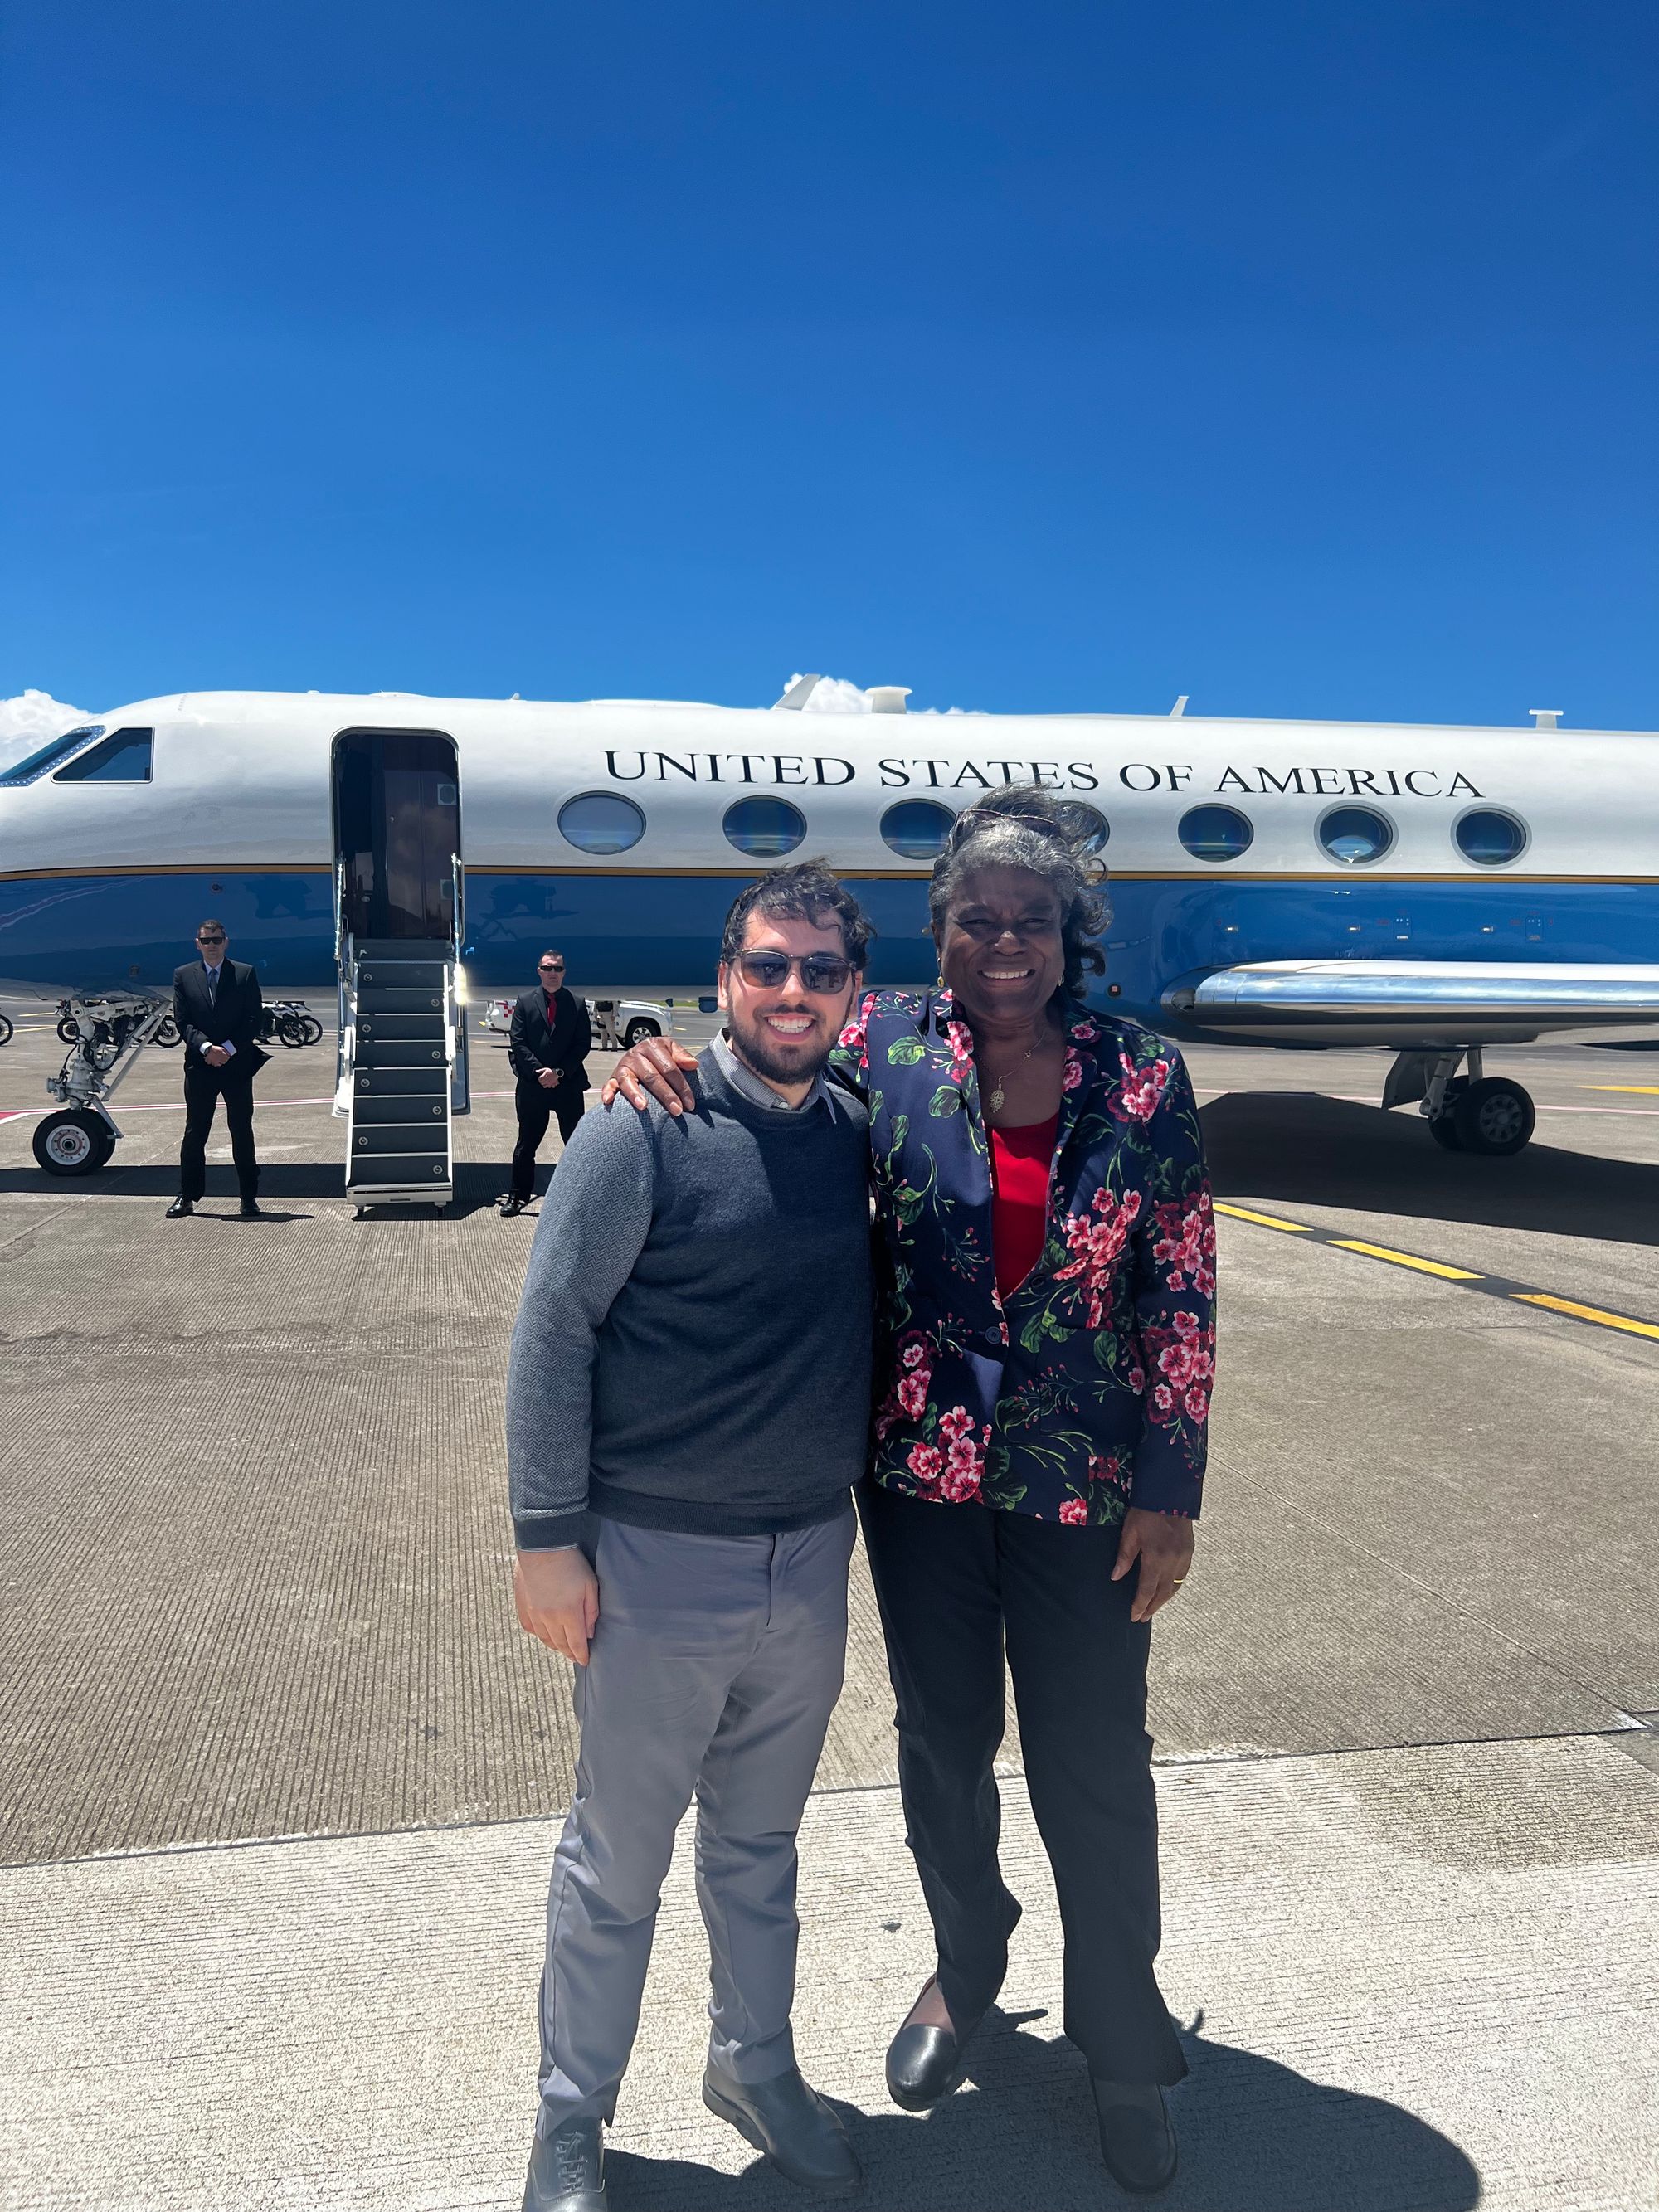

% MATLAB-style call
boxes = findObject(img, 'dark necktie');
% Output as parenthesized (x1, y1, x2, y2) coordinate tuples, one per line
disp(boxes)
(206, 965, 219, 1006)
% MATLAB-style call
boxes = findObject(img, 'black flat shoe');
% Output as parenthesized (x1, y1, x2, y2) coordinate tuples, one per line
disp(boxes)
(165, 1197, 194, 1218)
(884, 1980, 980, 2112)
(240, 1199, 265, 1218)
(1093, 2081, 1177, 2195)
(500, 1194, 528, 1218)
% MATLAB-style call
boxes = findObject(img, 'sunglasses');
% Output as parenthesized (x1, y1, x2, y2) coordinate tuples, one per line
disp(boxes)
(197, 934, 226, 944)
(538, 961, 564, 972)
(734, 951, 854, 994)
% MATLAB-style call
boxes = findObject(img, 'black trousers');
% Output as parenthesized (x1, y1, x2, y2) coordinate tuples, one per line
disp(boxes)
(859, 1480, 1185, 2086)
(179, 1062, 259, 1201)
(511, 1077, 586, 1199)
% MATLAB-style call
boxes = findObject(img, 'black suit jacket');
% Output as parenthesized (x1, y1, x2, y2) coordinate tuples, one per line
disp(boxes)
(508, 984, 592, 1089)
(172, 959, 270, 1074)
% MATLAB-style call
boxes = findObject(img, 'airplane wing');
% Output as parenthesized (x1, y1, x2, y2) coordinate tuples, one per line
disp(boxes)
(1160, 960, 1659, 1048)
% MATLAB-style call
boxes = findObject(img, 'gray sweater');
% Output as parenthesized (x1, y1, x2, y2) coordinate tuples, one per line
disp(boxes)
(506, 1048, 873, 1549)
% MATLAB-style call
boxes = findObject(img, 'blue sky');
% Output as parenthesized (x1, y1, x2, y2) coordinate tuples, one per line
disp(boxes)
(2, 1, 1655, 725)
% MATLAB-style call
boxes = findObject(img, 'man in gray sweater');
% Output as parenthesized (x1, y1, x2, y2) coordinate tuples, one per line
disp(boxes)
(507, 862, 873, 2212)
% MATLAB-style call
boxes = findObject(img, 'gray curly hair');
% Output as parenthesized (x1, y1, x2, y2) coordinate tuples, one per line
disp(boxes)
(928, 785, 1111, 998)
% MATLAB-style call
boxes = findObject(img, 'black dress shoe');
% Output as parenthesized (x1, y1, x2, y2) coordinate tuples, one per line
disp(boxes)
(240, 1198, 265, 1218)
(884, 1980, 980, 2111)
(1092, 2081, 1177, 2195)
(165, 1197, 194, 1218)
(500, 1194, 528, 1218)
(702, 2063, 860, 2195)
(522, 2116, 606, 2211)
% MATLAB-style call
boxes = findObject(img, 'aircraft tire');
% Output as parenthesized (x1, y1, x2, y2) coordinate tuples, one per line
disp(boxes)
(56, 1017, 78, 1043)
(0, 1013, 12, 1047)
(1452, 1077, 1535, 1157)
(33, 1110, 115, 1177)
(1428, 1113, 1463, 1150)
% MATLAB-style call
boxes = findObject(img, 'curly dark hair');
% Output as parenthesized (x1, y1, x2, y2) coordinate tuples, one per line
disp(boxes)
(719, 858, 875, 971)
(927, 785, 1111, 997)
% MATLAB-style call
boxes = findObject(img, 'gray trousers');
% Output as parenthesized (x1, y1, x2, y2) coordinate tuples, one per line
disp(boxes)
(535, 1508, 856, 2136)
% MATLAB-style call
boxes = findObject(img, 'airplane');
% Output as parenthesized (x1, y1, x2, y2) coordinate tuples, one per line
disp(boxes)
(3, 678, 1657, 1189)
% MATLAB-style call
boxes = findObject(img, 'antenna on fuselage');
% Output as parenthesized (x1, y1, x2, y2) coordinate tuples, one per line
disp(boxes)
(1530, 708, 1563, 729)
(1170, 695, 1189, 717)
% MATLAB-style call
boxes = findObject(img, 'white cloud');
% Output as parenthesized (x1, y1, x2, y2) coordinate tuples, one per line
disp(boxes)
(0, 690, 100, 762)
(781, 673, 978, 716)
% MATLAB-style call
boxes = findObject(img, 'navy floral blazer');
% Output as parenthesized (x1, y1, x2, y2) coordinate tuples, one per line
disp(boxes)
(830, 989, 1215, 1527)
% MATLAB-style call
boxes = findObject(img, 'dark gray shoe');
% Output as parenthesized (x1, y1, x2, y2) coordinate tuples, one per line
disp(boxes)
(1092, 2081, 1177, 2195)
(703, 2063, 860, 2195)
(522, 2116, 606, 2212)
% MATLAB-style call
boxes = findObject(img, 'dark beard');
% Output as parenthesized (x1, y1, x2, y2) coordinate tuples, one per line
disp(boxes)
(727, 1006, 831, 1086)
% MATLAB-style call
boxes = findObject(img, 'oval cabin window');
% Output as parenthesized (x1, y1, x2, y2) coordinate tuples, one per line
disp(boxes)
(1454, 809, 1528, 867)
(557, 792, 647, 855)
(1177, 804, 1254, 863)
(1070, 803, 1110, 852)
(1316, 805, 1394, 865)
(722, 796, 806, 858)
(879, 799, 956, 860)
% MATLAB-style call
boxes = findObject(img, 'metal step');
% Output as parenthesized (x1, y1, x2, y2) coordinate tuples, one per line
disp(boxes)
(356, 959, 445, 989)
(352, 1123, 446, 1155)
(356, 1013, 446, 1045)
(356, 985, 446, 1016)
(352, 1094, 450, 1127)
(354, 1067, 447, 1096)
(354, 1041, 449, 1071)
(347, 1153, 452, 1188)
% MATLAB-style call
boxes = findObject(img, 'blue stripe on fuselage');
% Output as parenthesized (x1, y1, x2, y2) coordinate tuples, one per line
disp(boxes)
(2, 869, 1657, 1020)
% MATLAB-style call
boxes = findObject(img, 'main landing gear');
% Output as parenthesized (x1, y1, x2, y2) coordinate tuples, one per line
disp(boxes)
(1385, 1048, 1537, 1156)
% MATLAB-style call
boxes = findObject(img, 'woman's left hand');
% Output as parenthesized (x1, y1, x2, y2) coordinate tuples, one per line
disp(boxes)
(1111, 1507, 1195, 1623)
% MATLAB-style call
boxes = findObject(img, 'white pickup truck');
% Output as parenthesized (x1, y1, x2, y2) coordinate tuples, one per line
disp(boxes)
(476, 994, 670, 1050)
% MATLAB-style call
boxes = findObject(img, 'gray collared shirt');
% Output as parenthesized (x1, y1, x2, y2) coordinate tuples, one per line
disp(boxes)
(712, 1028, 845, 1120)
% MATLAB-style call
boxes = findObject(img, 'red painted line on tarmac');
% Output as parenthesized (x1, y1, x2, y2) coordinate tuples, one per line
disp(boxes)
(0, 1087, 521, 1121)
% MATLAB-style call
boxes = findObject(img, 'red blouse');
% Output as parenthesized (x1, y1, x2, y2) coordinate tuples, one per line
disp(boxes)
(989, 1114, 1058, 1301)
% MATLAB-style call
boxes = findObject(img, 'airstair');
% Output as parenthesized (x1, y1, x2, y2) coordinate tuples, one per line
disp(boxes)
(338, 938, 469, 1211)
(329, 725, 471, 1213)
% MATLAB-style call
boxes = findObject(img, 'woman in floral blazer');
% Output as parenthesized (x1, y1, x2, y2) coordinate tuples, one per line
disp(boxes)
(840, 787, 1212, 2195)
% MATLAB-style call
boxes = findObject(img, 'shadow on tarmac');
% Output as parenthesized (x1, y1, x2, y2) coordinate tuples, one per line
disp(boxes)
(604, 2013, 1479, 2211)
(0, 1160, 542, 1218)
(1203, 1089, 1659, 1246)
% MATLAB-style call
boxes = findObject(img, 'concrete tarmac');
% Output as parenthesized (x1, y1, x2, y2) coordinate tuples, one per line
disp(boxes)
(1, 1000, 1655, 2209)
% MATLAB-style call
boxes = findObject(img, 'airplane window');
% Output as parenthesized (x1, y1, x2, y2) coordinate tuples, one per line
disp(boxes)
(880, 799, 956, 860)
(53, 728, 153, 784)
(0, 725, 104, 785)
(1455, 808, 1528, 866)
(557, 792, 647, 855)
(1177, 804, 1253, 863)
(723, 796, 806, 858)
(1069, 803, 1110, 853)
(1316, 805, 1394, 865)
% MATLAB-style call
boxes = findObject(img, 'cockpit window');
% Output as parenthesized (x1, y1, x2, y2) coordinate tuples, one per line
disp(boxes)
(0, 726, 105, 785)
(53, 728, 153, 783)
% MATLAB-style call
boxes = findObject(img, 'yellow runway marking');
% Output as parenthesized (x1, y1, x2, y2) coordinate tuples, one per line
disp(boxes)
(1213, 1203, 1316, 1233)
(1511, 1295, 1659, 1341)
(1216, 1202, 1659, 1345)
(1329, 1239, 1483, 1281)
(1584, 1085, 1659, 1095)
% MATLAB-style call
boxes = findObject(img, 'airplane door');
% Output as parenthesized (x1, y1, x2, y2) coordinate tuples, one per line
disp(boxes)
(333, 730, 461, 941)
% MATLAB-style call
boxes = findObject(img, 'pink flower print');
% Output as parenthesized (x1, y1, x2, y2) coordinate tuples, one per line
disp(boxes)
(896, 1374, 927, 1418)
(943, 1020, 976, 1086)
(907, 1442, 943, 1482)
(1070, 1019, 1098, 1043)
(1053, 1186, 1143, 1327)
(937, 1404, 975, 1446)
(1184, 1384, 1209, 1422)
(901, 1339, 928, 1370)
(1059, 1497, 1088, 1526)
(1087, 1451, 1130, 1490)
(1062, 1050, 1084, 1093)
(1111, 1052, 1170, 1122)
(1151, 1196, 1217, 1296)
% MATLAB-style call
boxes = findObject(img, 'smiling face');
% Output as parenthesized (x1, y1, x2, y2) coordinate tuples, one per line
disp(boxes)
(718, 908, 859, 1096)
(936, 864, 1066, 1033)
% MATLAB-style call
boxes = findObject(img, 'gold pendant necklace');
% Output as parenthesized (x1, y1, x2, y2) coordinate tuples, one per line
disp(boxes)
(985, 1032, 1044, 1115)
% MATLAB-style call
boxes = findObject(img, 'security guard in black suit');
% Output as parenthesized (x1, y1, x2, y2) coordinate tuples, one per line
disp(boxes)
(501, 950, 592, 1217)
(167, 920, 271, 1218)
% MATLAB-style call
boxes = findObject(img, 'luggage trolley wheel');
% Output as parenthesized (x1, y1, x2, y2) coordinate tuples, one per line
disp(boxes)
(34, 1109, 116, 1177)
